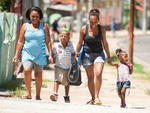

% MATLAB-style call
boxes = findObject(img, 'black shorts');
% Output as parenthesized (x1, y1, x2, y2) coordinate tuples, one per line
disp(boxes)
(117, 81, 131, 89)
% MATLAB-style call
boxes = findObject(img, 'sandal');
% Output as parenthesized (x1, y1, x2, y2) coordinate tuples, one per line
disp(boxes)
(50, 93, 58, 101)
(86, 100, 94, 105)
(93, 98, 102, 105)
(21, 95, 32, 99)
(36, 96, 41, 100)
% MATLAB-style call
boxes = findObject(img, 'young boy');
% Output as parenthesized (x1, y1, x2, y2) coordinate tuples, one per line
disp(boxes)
(50, 30, 75, 103)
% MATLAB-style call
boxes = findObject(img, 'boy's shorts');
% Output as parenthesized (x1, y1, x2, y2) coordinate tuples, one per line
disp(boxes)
(117, 81, 131, 89)
(54, 67, 69, 86)
(22, 60, 43, 70)
(82, 51, 105, 69)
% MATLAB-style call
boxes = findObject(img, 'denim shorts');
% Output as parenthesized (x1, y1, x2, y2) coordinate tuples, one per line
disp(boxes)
(22, 60, 43, 70)
(116, 81, 131, 89)
(81, 51, 105, 69)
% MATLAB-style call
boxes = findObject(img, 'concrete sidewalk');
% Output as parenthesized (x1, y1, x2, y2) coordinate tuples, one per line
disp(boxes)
(0, 97, 150, 113)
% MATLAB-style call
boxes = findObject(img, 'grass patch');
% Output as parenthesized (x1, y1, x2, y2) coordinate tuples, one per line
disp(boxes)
(132, 63, 150, 80)
(133, 63, 145, 74)
(0, 79, 25, 97)
(42, 84, 48, 88)
(110, 54, 119, 62)
(42, 79, 52, 82)
(145, 89, 150, 96)
(135, 73, 150, 81)
(9, 87, 25, 97)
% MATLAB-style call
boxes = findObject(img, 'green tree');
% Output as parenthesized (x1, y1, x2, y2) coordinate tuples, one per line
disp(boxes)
(0, 0, 11, 12)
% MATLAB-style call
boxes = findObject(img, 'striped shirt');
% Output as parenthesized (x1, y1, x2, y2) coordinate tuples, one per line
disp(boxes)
(53, 42, 75, 70)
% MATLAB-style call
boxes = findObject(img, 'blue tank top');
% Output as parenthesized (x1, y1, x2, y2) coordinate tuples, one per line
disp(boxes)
(83, 24, 103, 53)
(21, 21, 47, 65)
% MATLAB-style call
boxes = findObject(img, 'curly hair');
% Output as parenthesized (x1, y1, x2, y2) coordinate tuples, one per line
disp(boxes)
(25, 6, 43, 20)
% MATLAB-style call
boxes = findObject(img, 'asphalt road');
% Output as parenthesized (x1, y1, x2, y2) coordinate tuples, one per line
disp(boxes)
(118, 35, 150, 71)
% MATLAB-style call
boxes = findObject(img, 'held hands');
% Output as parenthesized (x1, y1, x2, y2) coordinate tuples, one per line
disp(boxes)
(75, 51, 79, 58)
(107, 57, 112, 65)
(48, 55, 54, 64)
(12, 55, 20, 62)
(128, 64, 133, 74)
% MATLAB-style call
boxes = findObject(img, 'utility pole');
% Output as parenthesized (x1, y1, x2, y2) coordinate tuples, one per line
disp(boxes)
(142, 0, 147, 34)
(128, 0, 135, 64)
(33, 0, 39, 7)
(77, 0, 81, 31)
(88, 0, 93, 12)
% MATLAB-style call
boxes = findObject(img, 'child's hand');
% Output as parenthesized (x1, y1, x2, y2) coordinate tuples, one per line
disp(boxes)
(128, 64, 133, 74)
(75, 52, 79, 57)
(71, 53, 75, 58)
(12, 55, 20, 62)
(48, 55, 54, 64)
(107, 57, 112, 65)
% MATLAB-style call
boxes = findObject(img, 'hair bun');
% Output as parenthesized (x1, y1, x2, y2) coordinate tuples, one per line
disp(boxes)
(115, 49, 122, 57)
(89, 8, 100, 14)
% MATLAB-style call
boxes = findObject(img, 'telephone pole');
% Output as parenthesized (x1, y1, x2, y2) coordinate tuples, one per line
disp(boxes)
(142, 0, 147, 34)
(128, 0, 135, 64)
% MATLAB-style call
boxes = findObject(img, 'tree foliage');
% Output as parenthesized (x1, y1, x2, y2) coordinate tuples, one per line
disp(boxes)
(0, 0, 11, 12)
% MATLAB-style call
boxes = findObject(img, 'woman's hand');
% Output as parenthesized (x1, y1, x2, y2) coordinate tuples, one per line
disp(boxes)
(107, 57, 112, 64)
(75, 51, 79, 57)
(12, 55, 20, 62)
(48, 55, 54, 64)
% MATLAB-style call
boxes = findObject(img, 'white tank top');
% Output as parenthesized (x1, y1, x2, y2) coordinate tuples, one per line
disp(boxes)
(117, 63, 130, 82)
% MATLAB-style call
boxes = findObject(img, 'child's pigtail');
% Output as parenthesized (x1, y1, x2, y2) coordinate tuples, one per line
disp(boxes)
(116, 49, 122, 57)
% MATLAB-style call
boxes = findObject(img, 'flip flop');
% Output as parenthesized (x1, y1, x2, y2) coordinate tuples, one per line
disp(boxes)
(93, 98, 102, 105)
(86, 100, 94, 105)
(21, 95, 32, 99)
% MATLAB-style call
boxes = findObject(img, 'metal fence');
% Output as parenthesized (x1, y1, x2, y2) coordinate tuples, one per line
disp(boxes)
(0, 12, 18, 85)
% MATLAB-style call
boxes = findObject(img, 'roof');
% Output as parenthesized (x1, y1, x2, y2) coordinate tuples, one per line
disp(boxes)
(50, 0, 76, 5)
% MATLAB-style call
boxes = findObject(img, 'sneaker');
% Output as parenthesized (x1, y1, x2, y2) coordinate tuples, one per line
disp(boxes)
(50, 93, 58, 101)
(64, 96, 70, 103)
(86, 100, 94, 105)
(93, 98, 102, 105)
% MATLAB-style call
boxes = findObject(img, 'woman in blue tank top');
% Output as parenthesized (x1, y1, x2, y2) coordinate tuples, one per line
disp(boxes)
(13, 7, 53, 100)
(76, 8, 112, 105)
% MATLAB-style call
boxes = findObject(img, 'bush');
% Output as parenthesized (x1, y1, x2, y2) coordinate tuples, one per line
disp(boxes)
(0, 0, 11, 12)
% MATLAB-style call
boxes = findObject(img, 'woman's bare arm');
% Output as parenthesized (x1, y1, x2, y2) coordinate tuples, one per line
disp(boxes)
(101, 28, 112, 64)
(75, 26, 85, 56)
(12, 23, 26, 62)
(44, 23, 54, 63)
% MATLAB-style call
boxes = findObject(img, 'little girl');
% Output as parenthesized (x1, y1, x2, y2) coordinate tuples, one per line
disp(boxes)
(110, 49, 133, 108)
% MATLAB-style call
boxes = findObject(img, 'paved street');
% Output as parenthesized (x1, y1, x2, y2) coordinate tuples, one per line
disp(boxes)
(0, 97, 150, 113)
(118, 35, 150, 71)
